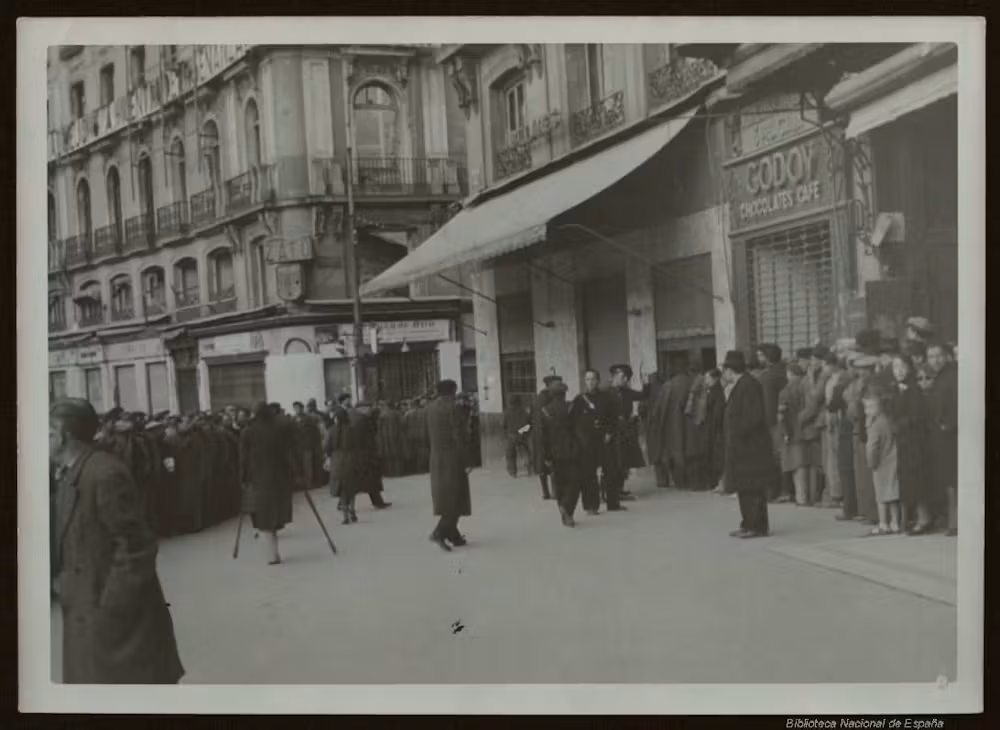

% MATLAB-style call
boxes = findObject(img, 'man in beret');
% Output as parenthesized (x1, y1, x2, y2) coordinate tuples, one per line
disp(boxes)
(720, 352, 773, 538)
(49, 399, 183, 684)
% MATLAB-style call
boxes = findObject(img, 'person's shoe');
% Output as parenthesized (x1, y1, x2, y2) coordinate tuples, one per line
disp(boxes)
(268, 557, 282, 565)
(607, 505, 627, 512)
(741, 530, 769, 539)
(430, 533, 452, 551)
(448, 534, 468, 547)
(907, 523, 933, 536)
(586, 509, 600, 516)
(341, 510, 351, 525)
(620, 493, 636, 502)
(775, 495, 793, 504)
(374, 502, 392, 510)
(729, 529, 752, 538)
(349, 507, 358, 523)
(835, 513, 856, 522)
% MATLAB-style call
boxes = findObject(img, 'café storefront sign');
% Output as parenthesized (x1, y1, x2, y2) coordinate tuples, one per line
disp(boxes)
(264, 236, 313, 264)
(199, 331, 266, 357)
(727, 132, 838, 232)
(49, 344, 104, 368)
(105, 338, 164, 363)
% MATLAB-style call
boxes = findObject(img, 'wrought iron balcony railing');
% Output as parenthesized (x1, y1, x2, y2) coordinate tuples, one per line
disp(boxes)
(48, 240, 65, 273)
(49, 315, 68, 333)
(93, 223, 123, 259)
(174, 290, 201, 309)
(144, 297, 168, 318)
(494, 143, 533, 180)
(352, 157, 468, 196)
(225, 165, 275, 213)
(190, 189, 217, 227)
(124, 213, 155, 252)
(110, 303, 135, 322)
(64, 234, 92, 268)
(570, 89, 627, 147)
(156, 201, 190, 239)
(647, 57, 719, 110)
(78, 308, 105, 328)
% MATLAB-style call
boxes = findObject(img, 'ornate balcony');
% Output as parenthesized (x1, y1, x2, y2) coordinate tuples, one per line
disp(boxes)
(64, 234, 92, 268)
(144, 297, 168, 318)
(110, 303, 135, 322)
(647, 57, 720, 110)
(78, 307, 105, 328)
(494, 143, 533, 180)
(48, 240, 65, 273)
(225, 165, 275, 213)
(353, 157, 468, 197)
(93, 223, 123, 259)
(175, 289, 201, 310)
(49, 314, 68, 333)
(124, 213, 155, 252)
(156, 201, 189, 239)
(190, 189, 217, 227)
(570, 90, 627, 147)
(208, 286, 238, 315)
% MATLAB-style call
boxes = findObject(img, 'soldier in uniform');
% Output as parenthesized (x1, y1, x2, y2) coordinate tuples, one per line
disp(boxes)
(570, 369, 609, 516)
(600, 364, 648, 511)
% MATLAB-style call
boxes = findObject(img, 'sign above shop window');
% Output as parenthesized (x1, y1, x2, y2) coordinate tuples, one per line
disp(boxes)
(105, 338, 164, 362)
(49, 344, 104, 368)
(727, 132, 839, 233)
(265, 236, 314, 264)
(200, 331, 266, 357)
(727, 92, 823, 160)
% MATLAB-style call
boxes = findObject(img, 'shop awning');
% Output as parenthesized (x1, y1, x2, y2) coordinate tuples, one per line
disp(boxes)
(360, 113, 694, 296)
(844, 63, 957, 139)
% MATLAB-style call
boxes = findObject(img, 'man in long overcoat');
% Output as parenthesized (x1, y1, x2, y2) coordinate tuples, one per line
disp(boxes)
(721, 351, 774, 538)
(425, 379, 472, 551)
(331, 403, 385, 524)
(570, 369, 610, 515)
(241, 402, 298, 564)
(926, 342, 958, 535)
(600, 364, 647, 509)
(664, 366, 694, 489)
(377, 402, 406, 478)
(643, 372, 671, 487)
(50, 399, 184, 684)
(531, 375, 563, 499)
(540, 381, 582, 527)
(404, 398, 430, 474)
(755, 343, 789, 502)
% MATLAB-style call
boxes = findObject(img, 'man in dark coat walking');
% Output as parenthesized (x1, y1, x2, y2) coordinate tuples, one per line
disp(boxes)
(404, 398, 430, 474)
(926, 342, 958, 535)
(241, 402, 298, 564)
(50, 399, 184, 684)
(570, 369, 610, 515)
(642, 372, 671, 487)
(540, 381, 582, 527)
(425, 379, 472, 551)
(531, 375, 563, 500)
(755, 343, 789, 502)
(601, 364, 648, 510)
(721, 351, 774, 538)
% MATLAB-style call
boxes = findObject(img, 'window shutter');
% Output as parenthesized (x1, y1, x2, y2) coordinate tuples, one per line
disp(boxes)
(565, 44, 589, 113)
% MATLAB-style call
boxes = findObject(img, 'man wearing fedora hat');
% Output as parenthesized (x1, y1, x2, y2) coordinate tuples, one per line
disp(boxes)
(720, 351, 773, 538)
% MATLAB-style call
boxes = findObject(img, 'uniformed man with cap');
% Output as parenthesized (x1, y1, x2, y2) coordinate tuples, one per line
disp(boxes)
(49, 398, 184, 684)
(601, 363, 648, 511)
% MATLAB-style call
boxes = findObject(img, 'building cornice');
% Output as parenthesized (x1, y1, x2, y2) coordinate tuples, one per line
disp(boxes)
(724, 43, 826, 94)
(824, 42, 957, 114)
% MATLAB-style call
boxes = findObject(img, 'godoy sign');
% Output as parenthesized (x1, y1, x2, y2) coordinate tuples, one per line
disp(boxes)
(734, 138, 827, 227)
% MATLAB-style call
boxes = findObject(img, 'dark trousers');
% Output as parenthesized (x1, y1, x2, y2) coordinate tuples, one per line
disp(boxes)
(580, 459, 601, 512)
(601, 467, 626, 509)
(368, 489, 387, 507)
(738, 490, 769, 535)
(838, 434, 857, 517)
(654, 461, 670, 487)
(552, 460, 581, 517)
(505, 435, 531, 477)
(434, 514, 461, 541)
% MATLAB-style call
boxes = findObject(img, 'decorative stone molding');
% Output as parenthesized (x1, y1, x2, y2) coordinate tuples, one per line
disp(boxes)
(515, 44, 544, 80)
(346, 55, 411, 90)
(447, 57, 479, 118)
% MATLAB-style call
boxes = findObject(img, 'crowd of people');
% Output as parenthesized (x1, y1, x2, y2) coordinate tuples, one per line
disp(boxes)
(503, 316, 959, 540)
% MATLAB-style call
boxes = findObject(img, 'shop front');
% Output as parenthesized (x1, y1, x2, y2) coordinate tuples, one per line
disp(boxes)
(724, 92, 851, 355)
(48, 343, 104, 408)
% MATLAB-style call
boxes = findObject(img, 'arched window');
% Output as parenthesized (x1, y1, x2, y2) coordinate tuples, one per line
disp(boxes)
(48, 192, 57, 242)
(244, 100, 262, 168)
(201, 120, 221, 188)
(169, 137, 187, 202)
(352, 83, 400, 159)
(110, 274, 133, 321)
(137, 154, 155, 217)
(209, 249, 235, 301)
(76, 179, 92, 237)
(141, 266, 167, 316)
(48, 293, 66, 331)
(77, 280, 103, 327)
(174, 258, 199, 308)
(106, 166, 123, 236)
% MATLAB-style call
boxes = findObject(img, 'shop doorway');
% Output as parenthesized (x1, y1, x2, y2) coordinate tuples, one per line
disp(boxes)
(363, 348, 440, 403)
(208, 360, 266, 410)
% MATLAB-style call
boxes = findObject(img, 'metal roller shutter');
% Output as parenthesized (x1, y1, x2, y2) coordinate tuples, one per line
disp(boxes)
(747, 220, 835, 356)
(208, 361, 267, 410)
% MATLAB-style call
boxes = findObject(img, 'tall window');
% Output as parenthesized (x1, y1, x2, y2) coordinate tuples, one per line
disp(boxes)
(99, 64, 115, 106)
(504, 79, 527, 145)
(137, 155, 155, 217)
(106, 167, 123, 235)
(353, 83, 400, 158)
(209, 249, 235, 300)
(110, 274, 134, 321)
(48, 294, 66, 330)
(129, 46, 146, 89)
(244, 100, 262, 168)
(169, 138, 187, 202)
(566, 44, 604, 111)
(48, 192, 57, 242)
(76, 179, 92, 237)
(175, 258, 199, 307)
(201, 120, 221, 188)
(70, 81, 86, 120)
(586, 44, 604, 104)
(142, 267, 167, 315)
(77, 280, 103, 326)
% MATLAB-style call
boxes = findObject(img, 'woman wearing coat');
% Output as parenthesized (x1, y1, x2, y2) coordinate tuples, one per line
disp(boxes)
(889, 354, 932, 534)
(241, 402, 297, 565)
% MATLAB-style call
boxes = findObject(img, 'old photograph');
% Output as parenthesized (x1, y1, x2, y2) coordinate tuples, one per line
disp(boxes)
(18, 17, 984, 715)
